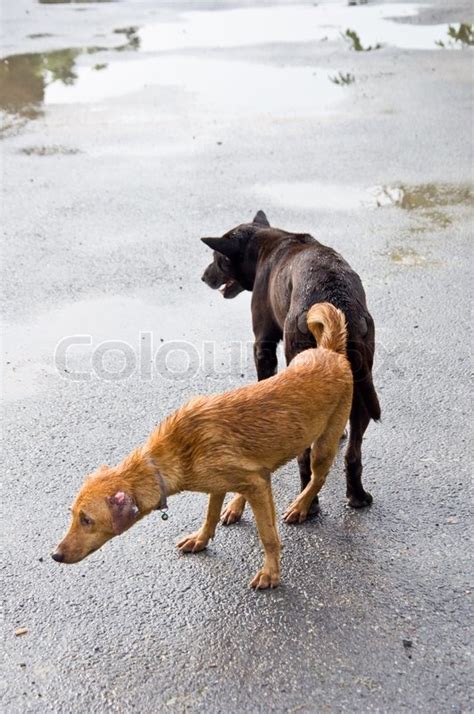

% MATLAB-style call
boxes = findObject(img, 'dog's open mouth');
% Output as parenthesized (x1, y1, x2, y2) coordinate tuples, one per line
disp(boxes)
(218, 279, 243, 299)
(218, 280, 234, 296)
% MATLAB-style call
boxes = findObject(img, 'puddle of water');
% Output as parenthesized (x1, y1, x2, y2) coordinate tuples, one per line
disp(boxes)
(0, 28, 140, 124)
(2, 292, 251, 402)
(43, 56, 348, 117)
(254, 182, 373, 211)
(253, 181, 473, 213)
(1, 4, 466, 130)
(138, 4, 461, 53)
(0, 49, 79, 120)
(1, 295, 177, 401)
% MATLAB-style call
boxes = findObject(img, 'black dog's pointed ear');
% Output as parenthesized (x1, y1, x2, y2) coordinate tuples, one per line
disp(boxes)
(252, 210, 270, 227)
(201, 236, 239, 258)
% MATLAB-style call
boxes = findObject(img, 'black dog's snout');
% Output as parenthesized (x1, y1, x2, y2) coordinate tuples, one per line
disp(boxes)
(51, 551, 64, 562)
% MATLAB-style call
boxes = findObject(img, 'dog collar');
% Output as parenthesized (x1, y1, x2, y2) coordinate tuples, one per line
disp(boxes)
(148, 457, 169, 520)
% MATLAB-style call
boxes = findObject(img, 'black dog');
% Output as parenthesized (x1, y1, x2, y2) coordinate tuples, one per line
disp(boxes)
(201, 210, 380, 523)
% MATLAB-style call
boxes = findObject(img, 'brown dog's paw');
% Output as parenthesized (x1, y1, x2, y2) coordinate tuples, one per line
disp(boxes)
(283, 499, 312, 524)
(221, 500, 244, 526)
(250, 569, 280, 590)
(177, 532, 208, 553)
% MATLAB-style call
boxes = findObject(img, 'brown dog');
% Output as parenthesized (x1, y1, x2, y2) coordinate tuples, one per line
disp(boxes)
(52, 303, 352, 589)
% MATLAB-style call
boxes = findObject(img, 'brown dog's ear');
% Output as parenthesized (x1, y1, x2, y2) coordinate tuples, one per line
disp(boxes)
(107, 491, 139, 535)
(201, 236, 239, 258)
(252, 210, 270, 227)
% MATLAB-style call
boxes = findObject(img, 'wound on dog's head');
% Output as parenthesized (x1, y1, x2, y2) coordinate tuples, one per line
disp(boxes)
(108, 491, 139, 535)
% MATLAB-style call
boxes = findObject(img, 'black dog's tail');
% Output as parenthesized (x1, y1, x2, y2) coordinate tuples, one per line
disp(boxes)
(307, 303, 348, 356)
(359, 373, 381, 422)
(348, 340, 381, 422)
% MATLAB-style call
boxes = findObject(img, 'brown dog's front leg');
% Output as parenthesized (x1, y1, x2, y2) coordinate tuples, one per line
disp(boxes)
(177, 493, 225, 553)
(246, 483, 280, 590)
(221, 494, 246, 525)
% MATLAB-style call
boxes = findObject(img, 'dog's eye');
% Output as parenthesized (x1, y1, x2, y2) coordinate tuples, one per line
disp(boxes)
(218, 255, 231, 269)
(80, 514, 93, 527)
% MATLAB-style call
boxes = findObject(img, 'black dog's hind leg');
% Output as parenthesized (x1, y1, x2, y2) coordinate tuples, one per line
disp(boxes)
(344, 393, 373, 508)
(297, 449, 320, 515)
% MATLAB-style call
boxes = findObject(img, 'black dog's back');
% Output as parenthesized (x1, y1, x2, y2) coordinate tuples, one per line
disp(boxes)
(291, 241, 380, 420)
(267, 237, 381, 422)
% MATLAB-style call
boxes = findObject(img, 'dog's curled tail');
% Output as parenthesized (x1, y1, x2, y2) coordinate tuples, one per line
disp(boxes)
(307, 303, 348, 356)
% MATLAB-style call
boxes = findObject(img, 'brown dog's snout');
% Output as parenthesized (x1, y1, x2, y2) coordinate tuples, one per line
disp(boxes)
(51, 551, 64, 563)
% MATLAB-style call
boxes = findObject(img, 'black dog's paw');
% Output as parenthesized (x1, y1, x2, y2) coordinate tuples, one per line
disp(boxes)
(347, 491, 373, 508)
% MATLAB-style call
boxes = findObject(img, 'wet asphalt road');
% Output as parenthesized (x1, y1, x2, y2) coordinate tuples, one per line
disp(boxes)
(1, 1, 473, 712)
